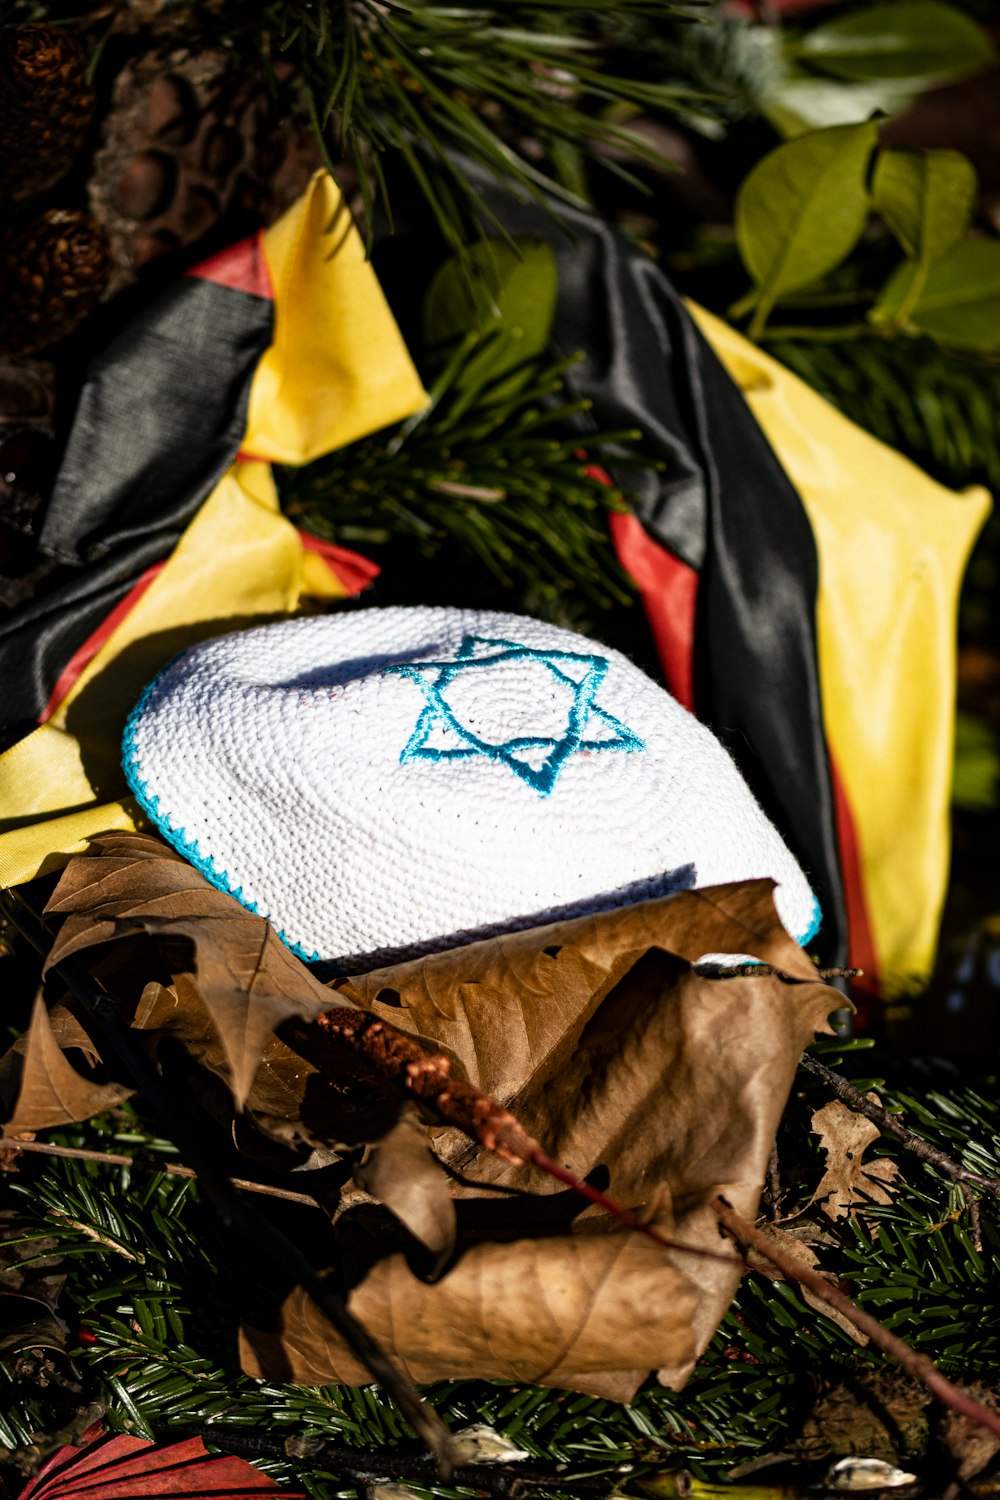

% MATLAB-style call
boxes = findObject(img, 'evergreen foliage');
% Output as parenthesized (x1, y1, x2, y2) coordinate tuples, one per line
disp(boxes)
(280, 345, 642, 616)
(2, 1041, 998, 1493)
(0, 0, 710, 249)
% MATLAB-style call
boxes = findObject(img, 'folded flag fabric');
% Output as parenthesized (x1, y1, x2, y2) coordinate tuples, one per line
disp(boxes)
(405, 161, 988, 1003)
(0, 173, 427, 886)
(122, 606, 820, 968)
(0, 159, 987, 1007)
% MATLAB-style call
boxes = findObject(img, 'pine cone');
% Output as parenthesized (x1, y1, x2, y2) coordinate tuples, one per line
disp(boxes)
(88, 50, 322, 293)
(0, 27, 96, 201)
(0, 210, 110, 357)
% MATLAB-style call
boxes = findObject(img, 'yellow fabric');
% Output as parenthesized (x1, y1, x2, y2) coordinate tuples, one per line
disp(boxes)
(690, 303, 990, 996)
(246, 172, 428, 465)
(0, 175, 427, 887)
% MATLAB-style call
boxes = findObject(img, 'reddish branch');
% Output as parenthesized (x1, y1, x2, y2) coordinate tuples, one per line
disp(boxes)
(714, 1195, 1000, 1444)
(312, 1007, 741, 1268)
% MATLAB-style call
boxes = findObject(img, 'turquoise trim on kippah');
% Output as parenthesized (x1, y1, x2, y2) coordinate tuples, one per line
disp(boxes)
(121, 653, 822, 971)
(796, 890, 822, 948)
(121, 670, 322, 965)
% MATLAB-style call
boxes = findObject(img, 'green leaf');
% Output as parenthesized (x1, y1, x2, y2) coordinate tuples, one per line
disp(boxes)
(873, 147, 977, 264)
(873, 239, 1000, 350)
(760, 73, 915, 139)
(422, 237, 559, 402)
(953, 711, 1000, 812)
(735, 121, 877, 338)
(797, 2, 996, 85)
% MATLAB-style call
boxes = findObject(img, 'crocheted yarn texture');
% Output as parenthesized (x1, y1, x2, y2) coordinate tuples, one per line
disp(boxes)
(122, 607, 820, 968)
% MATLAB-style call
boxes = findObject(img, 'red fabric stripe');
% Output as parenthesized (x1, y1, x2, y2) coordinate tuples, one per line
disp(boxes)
(298, 530, 381, 594)
(829, 752, 880, 1025)
(185, 231, 272, 300)
(608, 510, 698, 712)
(39, 564, 164, 723)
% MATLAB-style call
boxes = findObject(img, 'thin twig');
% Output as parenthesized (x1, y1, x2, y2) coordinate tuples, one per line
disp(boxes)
(714, 1195, 1000, 1443)
(704, 963, 862, 982)
(799, 1052, 1000, 1205)
(0, 1138, 323, 1208)
(301, 1008, 744, 1270)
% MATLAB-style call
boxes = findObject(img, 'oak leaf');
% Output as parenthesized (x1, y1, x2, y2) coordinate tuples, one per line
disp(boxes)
(809, 1098, 901, 1223)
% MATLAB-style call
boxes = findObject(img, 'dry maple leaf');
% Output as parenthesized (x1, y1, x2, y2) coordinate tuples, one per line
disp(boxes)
(249, 881, 841, 1399)
(809, 1098, 902, 1223)
(43, 831, 353, 1107)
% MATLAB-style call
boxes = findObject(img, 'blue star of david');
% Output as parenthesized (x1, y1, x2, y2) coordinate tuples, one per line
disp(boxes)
(384, 633, 645, 796)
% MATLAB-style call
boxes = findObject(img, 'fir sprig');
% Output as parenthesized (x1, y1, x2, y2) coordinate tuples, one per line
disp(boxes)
(217, 1, 709, 241)
(3, 1050, 999, 1490)
(280, 347, 644, 611)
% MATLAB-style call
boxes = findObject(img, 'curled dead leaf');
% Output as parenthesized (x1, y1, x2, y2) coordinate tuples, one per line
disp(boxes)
(243, 882, 840, 1398)
(809, 1099, 901, 1223)
(353, 1104, 456, 1271)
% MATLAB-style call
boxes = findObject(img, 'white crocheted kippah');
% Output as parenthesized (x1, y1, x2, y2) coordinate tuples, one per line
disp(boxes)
(122, 607, 820, 968)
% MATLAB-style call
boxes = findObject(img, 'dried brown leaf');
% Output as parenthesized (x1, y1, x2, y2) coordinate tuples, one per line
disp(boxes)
(0, 995, 133, 1135)
(34, 836, 844, 1398)
(353, 1104, 456, 1269)
(809, 1098, 902, 1223)
(247, 880, 841, 1398)
(241, 1207, 700, 1394)
(45, 831, 352, 1106)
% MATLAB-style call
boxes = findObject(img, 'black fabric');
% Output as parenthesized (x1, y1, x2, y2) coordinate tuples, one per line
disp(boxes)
(388, 164, 846, 966)
(41, 276, 272, 565)
(0, 276, 272, 731)
(0, 537, 169, 748)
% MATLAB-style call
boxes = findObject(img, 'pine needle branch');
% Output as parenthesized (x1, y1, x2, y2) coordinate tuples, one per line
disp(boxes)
(281, 347, 646, 611)
(28, 1, 719, 245)
(714, 1195, 1000, 1445)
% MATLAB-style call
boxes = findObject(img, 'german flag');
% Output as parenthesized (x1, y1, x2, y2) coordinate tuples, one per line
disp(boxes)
(0, 166, 987, 1008)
